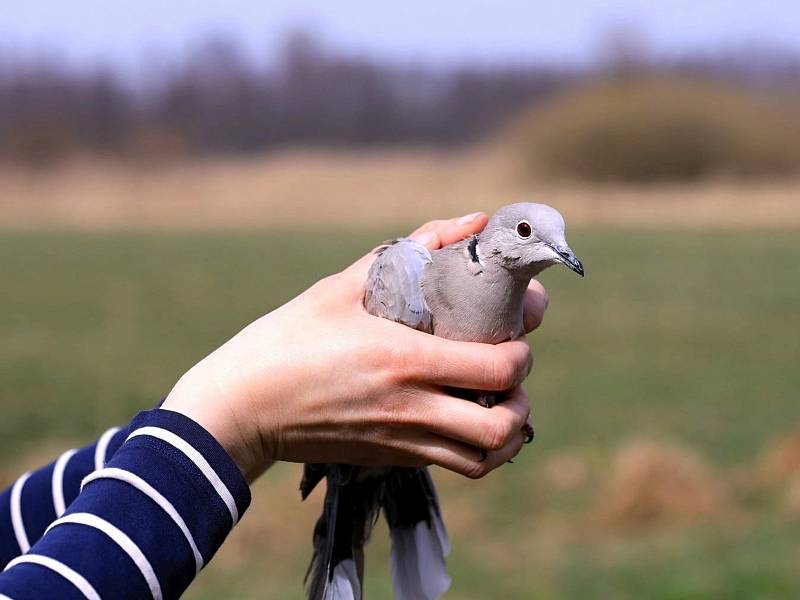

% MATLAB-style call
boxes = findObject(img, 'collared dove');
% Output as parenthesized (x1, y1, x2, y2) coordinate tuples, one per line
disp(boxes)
(301, 203, 584, 600)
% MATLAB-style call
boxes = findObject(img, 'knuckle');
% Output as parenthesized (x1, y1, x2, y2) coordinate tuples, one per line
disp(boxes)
(527, 309, 544, 331)
(363, 332, 403, 371)
(377, 394, 415, 428)
(388, 338, 426, 384)
(486, 354, 516, 390)
(464, 461, 489, 480)
(356, 338, 384, 374)
(483, 419, 513, 451)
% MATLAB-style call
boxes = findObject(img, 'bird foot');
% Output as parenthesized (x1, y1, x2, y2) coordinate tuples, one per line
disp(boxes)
(522, 423, 535, 444)
(476, 394, 497, 408)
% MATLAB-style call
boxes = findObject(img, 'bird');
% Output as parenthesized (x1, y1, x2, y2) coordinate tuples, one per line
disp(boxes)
(300, 202, 584, 600)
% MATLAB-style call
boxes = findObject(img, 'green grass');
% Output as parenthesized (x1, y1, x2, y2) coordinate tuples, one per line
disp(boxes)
(1, 227, 799, 598)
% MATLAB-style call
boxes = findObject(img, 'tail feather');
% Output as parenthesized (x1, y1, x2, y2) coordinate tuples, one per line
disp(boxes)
(324, 559, 360, 600)
(304, 465, 384, 600)
(431, 504, 450, 557)
(384, 468, 451, 600)
(305, 469, 342, 600)
(389, 521, 450, 600)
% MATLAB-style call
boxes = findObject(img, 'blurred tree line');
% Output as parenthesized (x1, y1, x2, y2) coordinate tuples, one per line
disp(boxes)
(1, 29, 799, 172)
(0, 31, 564, 165)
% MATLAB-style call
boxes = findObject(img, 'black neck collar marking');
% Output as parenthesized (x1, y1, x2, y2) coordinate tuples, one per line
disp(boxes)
(468, 236, 480, 263)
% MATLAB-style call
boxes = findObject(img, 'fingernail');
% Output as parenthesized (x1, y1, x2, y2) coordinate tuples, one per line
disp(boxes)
(457, 212, 482, 225)
(412, 231, 437, 246)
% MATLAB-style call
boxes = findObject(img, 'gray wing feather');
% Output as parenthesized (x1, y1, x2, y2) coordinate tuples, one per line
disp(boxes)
(364, 238, 433, 333)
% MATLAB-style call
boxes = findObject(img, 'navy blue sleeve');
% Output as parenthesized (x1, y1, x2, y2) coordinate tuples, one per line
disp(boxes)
(0, 425, 129, 569)
(0, 409, 251, 600)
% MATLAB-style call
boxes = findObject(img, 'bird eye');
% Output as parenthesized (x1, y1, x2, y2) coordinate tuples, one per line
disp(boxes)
(516, 221, 532, 238)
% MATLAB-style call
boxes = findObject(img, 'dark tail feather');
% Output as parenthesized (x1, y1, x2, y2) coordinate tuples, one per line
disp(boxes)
(301, 463, 328, 500)
(383, 468, 451, 600)
(304, 465, 384, 600)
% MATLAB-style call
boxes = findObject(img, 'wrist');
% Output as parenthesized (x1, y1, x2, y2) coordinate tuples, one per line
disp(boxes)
(162, 361, 272, 483)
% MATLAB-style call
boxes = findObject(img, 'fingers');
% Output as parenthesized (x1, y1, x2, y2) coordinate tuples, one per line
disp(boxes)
(336, 386, 531, 476)
(523, 279, 549, 333)
(397, 430, 525, 479)
(410, 331, 532, 391)
(417, 386, 530, 478)
(417, 385, 530, 451)
(407, 212, 488, 249)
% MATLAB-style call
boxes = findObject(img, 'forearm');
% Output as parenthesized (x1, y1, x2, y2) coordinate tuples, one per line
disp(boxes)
(0, 408, 250, 599)
(0, 426, 128, 568)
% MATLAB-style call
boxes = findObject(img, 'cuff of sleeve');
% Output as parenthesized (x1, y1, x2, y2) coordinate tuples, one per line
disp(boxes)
(126, 408, 251, 521)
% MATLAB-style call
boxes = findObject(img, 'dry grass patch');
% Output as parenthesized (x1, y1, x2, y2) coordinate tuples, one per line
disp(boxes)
(785, 476, 800, 517)
(754, 429, 800, 485)
(1, 149, 800, 230)
(749, 429, 800, 517)
(594, 440, 730, 528)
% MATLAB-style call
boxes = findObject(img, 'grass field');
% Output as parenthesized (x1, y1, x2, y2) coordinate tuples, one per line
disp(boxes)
(2, 226, 799, 598)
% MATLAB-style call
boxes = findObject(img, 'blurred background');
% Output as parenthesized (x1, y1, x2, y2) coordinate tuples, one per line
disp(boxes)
(2, 1, 800, 598)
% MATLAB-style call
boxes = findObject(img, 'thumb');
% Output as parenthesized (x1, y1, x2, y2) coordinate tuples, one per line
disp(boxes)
(409, 212, 487, 249)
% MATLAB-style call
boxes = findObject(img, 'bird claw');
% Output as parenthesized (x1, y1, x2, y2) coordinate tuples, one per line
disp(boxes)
(522, 423, 535, 444)
(477, 394, 497, 408)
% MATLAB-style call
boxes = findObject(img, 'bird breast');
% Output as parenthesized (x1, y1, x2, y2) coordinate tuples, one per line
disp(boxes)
(421, 243, 528, 344)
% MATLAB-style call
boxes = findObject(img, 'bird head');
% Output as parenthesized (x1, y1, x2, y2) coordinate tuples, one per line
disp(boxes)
(479, 203, 584, 277)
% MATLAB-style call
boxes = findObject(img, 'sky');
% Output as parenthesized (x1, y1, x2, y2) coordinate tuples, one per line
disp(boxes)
(2, 0, 800, 70)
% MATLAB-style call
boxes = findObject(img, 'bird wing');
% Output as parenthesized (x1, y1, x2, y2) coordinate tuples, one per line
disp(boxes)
(302, 237, 432, 502)
(305, 238, 446, 600)
(364, 238, 433, 333)
(364, 240, 451, 600)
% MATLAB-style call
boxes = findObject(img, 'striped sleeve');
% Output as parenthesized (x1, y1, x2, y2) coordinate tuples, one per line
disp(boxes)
(0, 426, 128, 568)
(0, 409, 251, 600)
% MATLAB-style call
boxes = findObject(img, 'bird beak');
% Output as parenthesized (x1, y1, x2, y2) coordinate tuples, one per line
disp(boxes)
(553, 245, 584, 277)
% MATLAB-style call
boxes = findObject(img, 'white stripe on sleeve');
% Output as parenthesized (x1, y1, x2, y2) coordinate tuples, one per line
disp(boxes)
(81, 467, 204, 574)
(10, 472, 31, 554)
(4, 554, 101, 600)
(46, 512, 162, 600)
(94, 426, 121, 471)
(127, 427, 239, 524)
(51, 448, 78, 517)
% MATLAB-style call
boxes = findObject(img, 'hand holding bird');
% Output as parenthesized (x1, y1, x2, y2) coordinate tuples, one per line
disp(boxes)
(161, 212, 545, 483)
(304, 203, 583, 599)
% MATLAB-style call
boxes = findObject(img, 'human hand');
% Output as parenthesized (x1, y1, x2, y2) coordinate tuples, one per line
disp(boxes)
(162, 212, 549, 483)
